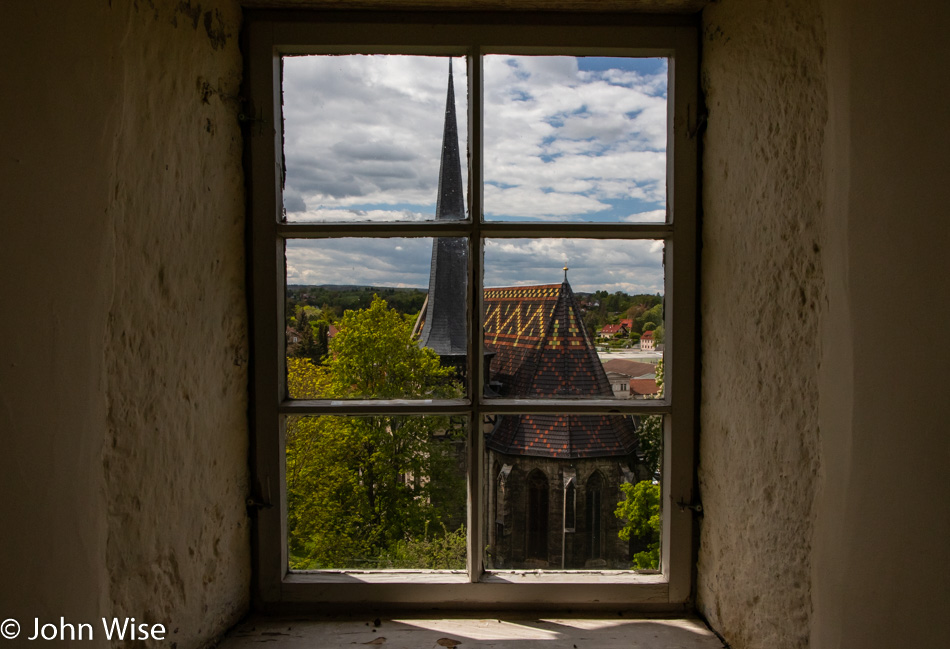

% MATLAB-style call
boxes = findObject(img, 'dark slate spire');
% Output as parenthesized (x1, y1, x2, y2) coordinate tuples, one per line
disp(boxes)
(435, 58, 465, 222)
(419, 59, 468, 360)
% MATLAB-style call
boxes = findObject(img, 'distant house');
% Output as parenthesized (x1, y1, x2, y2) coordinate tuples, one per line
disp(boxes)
(619, 318, 634, 330)
(605, 371, 631, 397)
(286, 327, 300, 345)
(598, 323, 628, 339)
(602, 359, 656, 378)
(640, 330, 655, 351)
(602, 359, 658, 399)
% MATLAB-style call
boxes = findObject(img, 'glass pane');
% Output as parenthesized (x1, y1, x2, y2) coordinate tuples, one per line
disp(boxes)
(287, 415, 468, 570)
(484, 414, 663, 571)
(285, 238, 468, 399)
(482, 239, 664, 399)
(281, 55, 468, 222)
(484, 56, 668, 223)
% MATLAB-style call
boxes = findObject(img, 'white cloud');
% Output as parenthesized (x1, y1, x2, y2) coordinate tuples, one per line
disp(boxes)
(281, 55, 668, 293)
(286, 238, 435, 287)
(484, 238, 664, 294)
(283, 55, 468, 220)
(623, 209, 667, 223)
(292, 208, 431, 222)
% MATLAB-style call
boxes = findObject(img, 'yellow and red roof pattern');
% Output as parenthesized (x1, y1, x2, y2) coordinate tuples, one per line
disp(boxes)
(483, 282, 638, 459)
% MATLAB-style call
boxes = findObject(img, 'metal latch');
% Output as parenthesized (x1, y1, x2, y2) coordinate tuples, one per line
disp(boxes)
(676, 498, 703, 514)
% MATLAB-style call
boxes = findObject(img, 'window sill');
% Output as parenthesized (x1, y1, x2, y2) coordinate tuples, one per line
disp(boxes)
(219, 615, 724, 649)
(278, 571, 672, 608)
(287, 570, 664, 585)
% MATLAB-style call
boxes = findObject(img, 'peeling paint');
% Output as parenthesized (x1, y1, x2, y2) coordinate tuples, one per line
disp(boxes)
(203, 8, 230, 51)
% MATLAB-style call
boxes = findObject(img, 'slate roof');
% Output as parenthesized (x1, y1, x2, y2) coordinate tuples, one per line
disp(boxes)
(483, 282, 639, 459)
(489, 414, 640, 459)
(418, 61, 468, 358)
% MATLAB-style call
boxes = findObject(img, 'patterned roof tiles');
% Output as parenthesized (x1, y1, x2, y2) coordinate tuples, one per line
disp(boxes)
(483, 281, 639, 460)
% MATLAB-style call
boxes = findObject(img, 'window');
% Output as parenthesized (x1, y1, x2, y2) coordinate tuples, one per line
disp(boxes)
(246, 10, 698, 609)
(586, 471, 604, 562)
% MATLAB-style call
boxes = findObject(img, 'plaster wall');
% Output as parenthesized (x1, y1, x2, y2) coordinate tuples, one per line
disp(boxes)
(697, 0, 826, 646)
(0, 1, 249, 647)
(811, 1, 950, 647)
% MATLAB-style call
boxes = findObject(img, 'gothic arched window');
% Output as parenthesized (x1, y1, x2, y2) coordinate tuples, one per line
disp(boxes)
(586, 472, 604, 560)
(527, 470, 549, 561)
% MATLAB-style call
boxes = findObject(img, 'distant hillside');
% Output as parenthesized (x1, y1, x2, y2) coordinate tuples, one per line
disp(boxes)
(288, 284, 426, 293)
(287, 284, 427, 321)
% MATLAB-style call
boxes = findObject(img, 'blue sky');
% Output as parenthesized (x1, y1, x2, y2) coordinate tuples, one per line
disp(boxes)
(281, 55, 667, 293)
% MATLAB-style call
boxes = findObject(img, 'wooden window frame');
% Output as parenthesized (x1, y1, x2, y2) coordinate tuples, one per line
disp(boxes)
(244, 9, 699, 612)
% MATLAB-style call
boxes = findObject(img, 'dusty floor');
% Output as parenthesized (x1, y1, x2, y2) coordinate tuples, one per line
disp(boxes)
(218, 616, 725, 648)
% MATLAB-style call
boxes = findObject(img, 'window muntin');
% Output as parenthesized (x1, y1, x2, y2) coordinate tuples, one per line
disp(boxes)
(246, 13, 698, 608)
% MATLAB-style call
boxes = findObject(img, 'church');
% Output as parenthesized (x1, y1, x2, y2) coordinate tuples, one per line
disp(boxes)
(415, 63, 650, 569)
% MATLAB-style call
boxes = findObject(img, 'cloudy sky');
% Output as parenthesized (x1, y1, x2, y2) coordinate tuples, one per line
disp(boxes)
(282, 54, 667, 293)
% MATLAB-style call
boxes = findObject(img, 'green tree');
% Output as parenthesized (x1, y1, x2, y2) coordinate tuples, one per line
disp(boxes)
(615, 480, 660, 569)
(634, 359, 664, 477)
(618, 359, 664, 570)
(636, 302, 663, 334)
(286, 296, 466, 569)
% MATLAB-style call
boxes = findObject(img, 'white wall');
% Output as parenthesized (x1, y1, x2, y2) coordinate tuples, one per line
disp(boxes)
(699, 0, 950, 647)
(0, 2, 249, 647)
(812, 1, 950, 646)
(698, 0, 826, 645)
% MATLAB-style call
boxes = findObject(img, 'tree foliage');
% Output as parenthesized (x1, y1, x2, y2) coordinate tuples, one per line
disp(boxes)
(286, 296, 465, 569)
(614, 480, 660, 570)
(618, 360, 664, 570)
(634, 359, 664, 478)
(286, 285, 426, 322)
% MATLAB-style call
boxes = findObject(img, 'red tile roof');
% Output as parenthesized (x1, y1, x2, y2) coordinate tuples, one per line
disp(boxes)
(602, 359, 656, 378)
(629, 378, 660, 396)
(619, 318, 634, 328)
(483, 282, 638, 459)
(599, 323, 625, 335)
(641, 330, 654, 340)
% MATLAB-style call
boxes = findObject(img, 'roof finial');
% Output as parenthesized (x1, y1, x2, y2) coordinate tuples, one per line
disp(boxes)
(563, 266, 569, 282)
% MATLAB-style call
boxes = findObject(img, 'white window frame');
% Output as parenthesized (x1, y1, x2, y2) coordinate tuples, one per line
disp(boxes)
(245, 9, 699, 611)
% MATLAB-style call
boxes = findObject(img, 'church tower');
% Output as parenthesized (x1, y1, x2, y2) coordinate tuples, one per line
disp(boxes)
(417, 60, 469, 376)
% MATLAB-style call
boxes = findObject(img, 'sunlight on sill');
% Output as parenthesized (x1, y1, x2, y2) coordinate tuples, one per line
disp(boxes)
(219, 616, 724, 648)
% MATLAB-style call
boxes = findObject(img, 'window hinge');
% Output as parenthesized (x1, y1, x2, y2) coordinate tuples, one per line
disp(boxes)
(676, 497, 703, 514)
(246, 479, 274, 513)
(238, 105, 268, 135)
